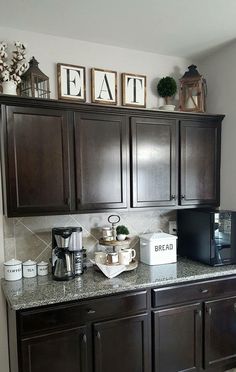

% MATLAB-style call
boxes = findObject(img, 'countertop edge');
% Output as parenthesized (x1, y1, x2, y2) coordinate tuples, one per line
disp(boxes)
(3, 266, 236, 311)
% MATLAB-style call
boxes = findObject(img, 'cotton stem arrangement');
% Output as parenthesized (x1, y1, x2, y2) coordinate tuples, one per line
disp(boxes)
(0, 41, 28, 84)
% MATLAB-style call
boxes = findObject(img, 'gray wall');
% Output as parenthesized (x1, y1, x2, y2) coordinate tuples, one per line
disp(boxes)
(199, 40, 236, 209)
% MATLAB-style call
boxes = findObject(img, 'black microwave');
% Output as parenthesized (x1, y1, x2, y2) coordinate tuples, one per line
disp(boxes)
(177, 209, 236, 266)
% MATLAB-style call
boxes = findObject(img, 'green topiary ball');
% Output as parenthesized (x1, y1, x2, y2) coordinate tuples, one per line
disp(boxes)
(157, 76, 177, 98)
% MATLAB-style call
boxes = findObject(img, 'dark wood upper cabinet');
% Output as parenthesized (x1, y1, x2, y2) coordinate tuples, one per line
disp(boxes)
(3, 106, 74, 216)
(131, 117, 177, 207)
(153, 302, 202, 372)
(204, 296, 236, 369)
(0, 97, 224, 216)
(93, 313, 150, 372)
(21, 325, 89, 372)
(180, 119, 221, 206)
(74, 112, 128, 210)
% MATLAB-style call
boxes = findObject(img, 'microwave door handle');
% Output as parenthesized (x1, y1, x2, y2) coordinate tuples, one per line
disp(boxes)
(210, 220, 221, 264)
(215, 245, 222, 264)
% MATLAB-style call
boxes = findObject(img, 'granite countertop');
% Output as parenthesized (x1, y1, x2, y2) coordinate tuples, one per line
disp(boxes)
(3, 258, 236, 310)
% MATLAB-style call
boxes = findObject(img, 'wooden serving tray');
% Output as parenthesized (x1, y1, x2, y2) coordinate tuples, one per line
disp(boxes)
(99, 238, 131, 247)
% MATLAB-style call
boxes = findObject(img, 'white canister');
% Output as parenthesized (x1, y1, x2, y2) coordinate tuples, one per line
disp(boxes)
(4, 259, 22, 281)
(37, 261, 49, 276)
(23, 260, 37, 278)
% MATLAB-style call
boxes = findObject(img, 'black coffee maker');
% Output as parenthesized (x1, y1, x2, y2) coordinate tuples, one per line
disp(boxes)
(52, 227, 74, 281)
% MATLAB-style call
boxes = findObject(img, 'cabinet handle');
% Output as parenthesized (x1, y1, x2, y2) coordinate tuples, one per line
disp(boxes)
(200, 288, 209, 294)
(171, 195, 176, 200)
(82, 333, 87, 343)
(181, 195, 185, 200)
(87, 309, 96, 314)
(206, 307, 212, 316)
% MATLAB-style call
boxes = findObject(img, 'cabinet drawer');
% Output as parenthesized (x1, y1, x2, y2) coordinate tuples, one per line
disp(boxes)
(152, 277, 236, 308)
(19, 290, 147, 336)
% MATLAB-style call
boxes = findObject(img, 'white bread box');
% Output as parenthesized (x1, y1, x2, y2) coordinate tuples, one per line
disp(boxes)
(140, 232, 177, 265)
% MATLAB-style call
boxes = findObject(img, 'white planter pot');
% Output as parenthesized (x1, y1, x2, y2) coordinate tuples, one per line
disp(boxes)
(159, 104, 175, 111)
(2, 80, 17, 95)
(117, 234, 127, 241)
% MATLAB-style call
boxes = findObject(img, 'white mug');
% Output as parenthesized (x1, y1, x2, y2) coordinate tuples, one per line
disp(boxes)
(118, 250, 130, 265)
(122, 248, 136, 263)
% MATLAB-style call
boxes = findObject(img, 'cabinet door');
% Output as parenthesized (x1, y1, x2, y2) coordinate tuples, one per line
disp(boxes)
(205, 296, 236, 369)
(74, 112, 128, 210)
(93, 313, 150, 372)
(153, 303, 202, 372)
(131, 117, 177, 207)
(4, 106, 73, 216)
(20, 326, 90, 372)
(180, 119, 221, 206)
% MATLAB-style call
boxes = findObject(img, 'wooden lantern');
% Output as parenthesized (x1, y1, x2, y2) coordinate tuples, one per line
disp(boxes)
(179, 65, 206, 112)
(19, 57, 50, 99)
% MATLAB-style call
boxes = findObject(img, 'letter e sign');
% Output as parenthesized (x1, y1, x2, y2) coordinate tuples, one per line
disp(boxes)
(91, 68, 117, 105)
(57, 63, 86, 102)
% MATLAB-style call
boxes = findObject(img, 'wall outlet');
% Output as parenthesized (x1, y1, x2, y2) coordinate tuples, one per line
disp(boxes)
(169, 221, 177, 235)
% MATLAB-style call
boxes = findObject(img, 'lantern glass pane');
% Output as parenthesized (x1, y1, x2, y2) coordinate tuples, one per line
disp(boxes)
(184, 85, 199, 110)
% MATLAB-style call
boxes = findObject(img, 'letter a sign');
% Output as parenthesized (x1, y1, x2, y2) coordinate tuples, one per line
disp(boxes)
(57, 63, 86, 102)
(91, 68, 117, 105)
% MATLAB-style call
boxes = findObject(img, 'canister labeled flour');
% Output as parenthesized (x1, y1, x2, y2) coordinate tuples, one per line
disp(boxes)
(139, 232, 177, 265)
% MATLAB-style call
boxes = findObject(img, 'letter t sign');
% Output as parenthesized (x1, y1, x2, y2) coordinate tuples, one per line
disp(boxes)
(122, 73, 146, 107)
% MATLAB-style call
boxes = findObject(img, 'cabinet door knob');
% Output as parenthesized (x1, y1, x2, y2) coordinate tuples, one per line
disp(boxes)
(206, 307, 212, 316)
(181, 195, 185, 200)
(171, 195, 176, 200)
(65, 197, 70, 206)
(82, 333, 87, 343)
(195, 309, 202, 318)
(200, 288, 209, 294)
(87, 309, 95, 314)
(96, 331, 101, 340)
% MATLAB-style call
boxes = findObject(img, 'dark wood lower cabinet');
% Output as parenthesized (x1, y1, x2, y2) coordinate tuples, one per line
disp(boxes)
(93, 313, 150, 372)
(21, 326, 89, 372)
(205, 296, 236, 369)
(8, 280, 236, 372)
(153, 303, 202, 372)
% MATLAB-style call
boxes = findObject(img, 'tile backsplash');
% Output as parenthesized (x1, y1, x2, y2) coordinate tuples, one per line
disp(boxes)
(3, 210, 176, 264)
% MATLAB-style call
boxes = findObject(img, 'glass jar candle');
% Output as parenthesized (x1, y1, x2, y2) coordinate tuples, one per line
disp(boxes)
(102, 227, 113, 241)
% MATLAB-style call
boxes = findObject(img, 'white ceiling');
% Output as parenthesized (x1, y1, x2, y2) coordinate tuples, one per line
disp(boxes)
(1, 0, 236, 59)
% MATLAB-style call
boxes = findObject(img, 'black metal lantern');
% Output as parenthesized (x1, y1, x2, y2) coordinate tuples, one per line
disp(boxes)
(179, 65, 206, 112)
(19, 56, 50, 98)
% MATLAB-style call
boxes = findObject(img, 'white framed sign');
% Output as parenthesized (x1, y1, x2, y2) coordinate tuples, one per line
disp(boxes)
(91, 68, 117, 105)
(57, 63, 86, 102)
(122, 73, 146, 107)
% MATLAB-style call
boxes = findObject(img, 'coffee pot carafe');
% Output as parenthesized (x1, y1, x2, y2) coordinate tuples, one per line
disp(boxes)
(52, 227, 74, 281)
